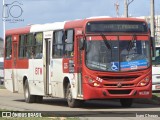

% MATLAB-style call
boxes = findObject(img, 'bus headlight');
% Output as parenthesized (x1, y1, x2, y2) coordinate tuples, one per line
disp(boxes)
(137, 76, 150, 87)
(87, 77, 102, 87)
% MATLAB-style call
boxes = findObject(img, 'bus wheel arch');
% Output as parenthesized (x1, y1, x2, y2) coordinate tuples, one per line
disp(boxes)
(23, 76, 28, 88)
(63, 77, 83, 108)
(63, 77, 70, 98)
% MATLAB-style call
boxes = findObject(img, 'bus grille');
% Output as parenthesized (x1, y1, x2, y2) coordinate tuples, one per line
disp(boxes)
(104, 83, 134, 87)
(100, 76, 139, 81)
(108, 90, 131, 95)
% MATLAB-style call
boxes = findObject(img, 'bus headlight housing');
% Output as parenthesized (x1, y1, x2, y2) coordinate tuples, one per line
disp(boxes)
(137, 76, 150, 87)
(87, 77, 102, 87)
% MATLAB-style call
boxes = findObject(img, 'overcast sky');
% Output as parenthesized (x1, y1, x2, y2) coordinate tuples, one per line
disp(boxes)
(0, 0, 160, 38)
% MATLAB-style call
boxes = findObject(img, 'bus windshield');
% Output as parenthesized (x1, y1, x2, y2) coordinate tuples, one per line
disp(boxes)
(85, 38, 150, 72)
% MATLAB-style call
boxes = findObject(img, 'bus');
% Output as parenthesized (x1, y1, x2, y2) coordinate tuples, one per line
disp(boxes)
(152, 46, 160, 92)
(4, 17, 153, 108)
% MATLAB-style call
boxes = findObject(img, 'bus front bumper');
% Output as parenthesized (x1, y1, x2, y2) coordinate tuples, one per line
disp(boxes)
(83, 82, 152, 100)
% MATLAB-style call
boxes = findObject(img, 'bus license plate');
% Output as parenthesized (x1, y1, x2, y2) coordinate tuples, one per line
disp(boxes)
(155, 85, 160, 90)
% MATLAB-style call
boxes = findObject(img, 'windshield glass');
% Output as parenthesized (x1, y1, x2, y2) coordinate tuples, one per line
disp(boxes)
(85, 38, 150, 72)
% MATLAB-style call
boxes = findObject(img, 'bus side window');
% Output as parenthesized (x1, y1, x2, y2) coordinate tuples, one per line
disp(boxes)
(5, 36, 12, 59)
(34, 33, 43, 59)
(26, 34, 34, 59)
(53, 30, 63, 58)
(64, 29, 74, 57)
(19, 35, 27, 58)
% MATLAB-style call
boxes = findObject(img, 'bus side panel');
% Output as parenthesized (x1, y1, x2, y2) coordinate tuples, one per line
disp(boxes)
(152, 66, 160, 92)
(16, 67, 33, 94)
(4, 69, 14, 92)
(51, 59, 79, 99)
(29, 59, 45, 96)
(50, 59, 64, 97)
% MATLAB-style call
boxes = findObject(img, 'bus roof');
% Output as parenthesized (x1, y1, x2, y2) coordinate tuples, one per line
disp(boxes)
(64, 17, 147, 29)
(6, 26, 30, 36)
(6, 17, 147, 35)
(30, 22, 65, 32)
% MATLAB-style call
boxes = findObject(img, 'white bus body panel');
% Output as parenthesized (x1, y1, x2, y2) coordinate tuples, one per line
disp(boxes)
(29, 59, 44, 95)
(4, 69, 13, 92)
(152, 66, 160, 92)
(50, 59, 78, 99)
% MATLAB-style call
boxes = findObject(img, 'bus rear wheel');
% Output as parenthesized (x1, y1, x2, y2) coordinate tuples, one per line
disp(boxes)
(66, 84, 82, 108)
(120, 98, 133, 107)
(24, 80, 36, 103)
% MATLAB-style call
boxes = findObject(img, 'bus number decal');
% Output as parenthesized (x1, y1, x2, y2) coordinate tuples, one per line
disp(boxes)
(96, 77, 103, 83)
(35, 67, 42, 75)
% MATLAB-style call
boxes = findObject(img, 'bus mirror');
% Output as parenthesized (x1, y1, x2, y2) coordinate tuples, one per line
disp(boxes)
(79, 38, 85, 50)
(151, 37, 156, 57)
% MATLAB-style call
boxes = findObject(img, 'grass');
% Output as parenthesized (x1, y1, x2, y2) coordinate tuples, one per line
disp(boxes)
(0, 118, 52, 120)
(0, 117, 79, 120)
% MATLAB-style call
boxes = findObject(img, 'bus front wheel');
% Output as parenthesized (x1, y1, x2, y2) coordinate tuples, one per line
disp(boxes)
(66, 84, 82, 108)
(120, 98, 133, 107)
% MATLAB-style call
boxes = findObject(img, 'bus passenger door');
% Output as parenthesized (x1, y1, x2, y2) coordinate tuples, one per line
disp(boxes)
(43, 31, 52, 95)
(12, 39, 18, 92)
(76, 36, 84, 97)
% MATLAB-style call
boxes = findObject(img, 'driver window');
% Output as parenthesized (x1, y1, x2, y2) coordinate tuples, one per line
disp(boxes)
(64, 29, 74, 57)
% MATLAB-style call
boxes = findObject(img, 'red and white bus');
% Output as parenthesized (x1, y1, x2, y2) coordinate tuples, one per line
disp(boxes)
(4, 17, 153, 107)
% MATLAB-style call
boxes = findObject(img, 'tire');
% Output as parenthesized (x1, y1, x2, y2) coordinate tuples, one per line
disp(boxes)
(24, 80, 36, 103)
(120, 98, 133, 108)
(66, 84, 82, 108)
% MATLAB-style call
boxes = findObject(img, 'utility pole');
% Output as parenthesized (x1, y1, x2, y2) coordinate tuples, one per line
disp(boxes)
(124, 0, 134, 17)
(114, 1, 120, 17)
(150, 0, 155, 38)
(151, 0, 156, 55)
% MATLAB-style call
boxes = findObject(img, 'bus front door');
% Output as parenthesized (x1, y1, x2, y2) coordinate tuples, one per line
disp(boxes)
(77, 36, 83, 97)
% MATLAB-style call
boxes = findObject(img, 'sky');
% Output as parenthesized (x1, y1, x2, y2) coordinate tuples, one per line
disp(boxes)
(0, 0, 160, 38)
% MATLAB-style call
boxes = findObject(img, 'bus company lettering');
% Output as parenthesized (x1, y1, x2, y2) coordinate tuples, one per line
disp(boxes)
(35, 67, 42, 75)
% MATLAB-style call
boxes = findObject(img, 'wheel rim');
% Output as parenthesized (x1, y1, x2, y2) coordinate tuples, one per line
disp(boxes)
(68, 88, 72, 102)
(25, 85, 29, 99)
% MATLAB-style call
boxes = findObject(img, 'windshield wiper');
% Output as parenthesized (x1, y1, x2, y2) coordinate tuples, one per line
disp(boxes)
(100, 33, 111, 50)
(127, 34, 137, 51)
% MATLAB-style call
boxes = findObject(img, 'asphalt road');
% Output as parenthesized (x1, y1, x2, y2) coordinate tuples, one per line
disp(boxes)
(0, 89, 160, 119)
